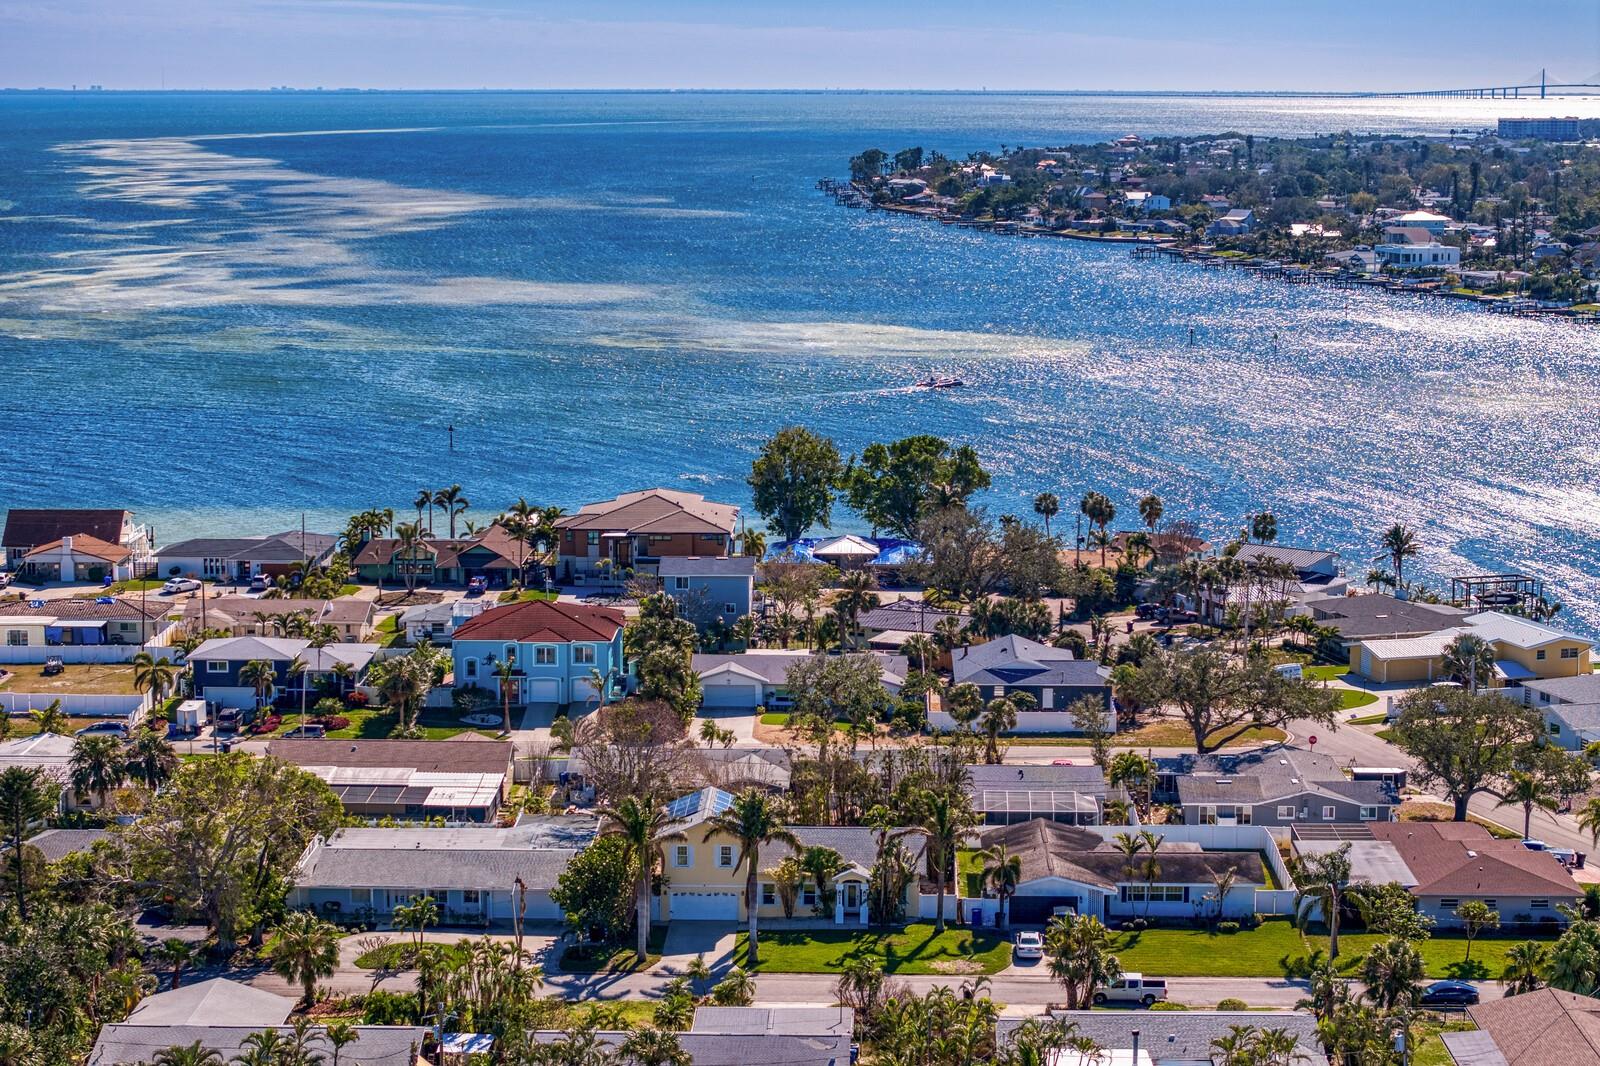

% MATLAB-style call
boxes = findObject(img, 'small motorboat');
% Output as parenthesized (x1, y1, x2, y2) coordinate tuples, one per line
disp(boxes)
(913, 375, 966, 390)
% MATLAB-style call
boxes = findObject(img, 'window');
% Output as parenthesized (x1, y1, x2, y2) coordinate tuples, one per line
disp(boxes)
(718, 845, 735, 868)
(1532, 899, 1550, 910)
(761, 883, 776, 906)
(1277, 805, 1296, 820)
(1200, 805, 1217, 825)
(462, 890, 480, 904)
(1537, 649, 1547, 661)
(672, 577, 689, 591)
(351, 888, 371, 906)
(650, 534, 673, 543)
(1322, 806, 1337, 820)
(723, 603, 738, 616)
(1439, 898, 1460, 910)
(206, 660, 227, 673)
(1483, 899, 1497, 911)
(1121, 885, 1187, 903)
(1542, 691, 1553, 703)
(673, 845, 690, 868)
(4, 630, 26, 647)
(503, 643, 518, 662)
(701, 534, 722, 543)
(1235, 806, 1252, 825)
(533, 646, 557, 665)
(1562, 647, 1580, 659)
(1359, 806, 1378, 821)
(802, 887, 816, 907)
(464, 659, 478, 679)
(1551, 721, 1562, 735)
(586, 531, 599, 546)
(572, 645, 595, 665)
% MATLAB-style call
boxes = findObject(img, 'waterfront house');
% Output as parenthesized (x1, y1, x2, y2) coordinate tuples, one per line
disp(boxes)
(940, 635, 1113, 732)
(998, 1013, 1327, 1066)
(183, 595, 376, 641)
(1377, 227, 1461, 268)
(966, 763, 1109, 826)
(1522, 674, 1600, 749)
(554, 488, 738, 582)
(1348, 610, 1592, 687)
(398, 597, 487, 644)
(1156, 745, 1396, 827)
(1369, 821, 1580, 927)
(1199, 194, 1231, 212)
(352, 523, 525, 588)
(1191, 543, 1348, 623)
(1205, 208, 1255, 237)
(656, 787, 925, 924)
(0, 595, 178, 654)
(659, 555, 754, 627)
(1124, 190, 1171, 213)
(2, 509, 152, 572)
(451, 599, 626, 710)
(156, 531, 337, 583)
(693, 650, 907, 712)
(1325, 248, 1378, 272)
(17, 535, 138, 584)
(188, 635, 306, 709)
(856, 597, 969, 652)
(967, 820, 1278, 925)
(1296, 593, 1470, 650)
(266, 736, 514, 822)
(1383, 209, 1451, 235)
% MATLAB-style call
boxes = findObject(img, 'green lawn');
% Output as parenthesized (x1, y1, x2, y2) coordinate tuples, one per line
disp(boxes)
(354, 942, 417, 970)
(496, 589, 560, 604)
(268, 707, 396, 739)
(1338, 689, 1379, 710)
(957, 848, 985, 897)
(735, 922, 1012, 975)
(1304, 665, 1350, 682)
(103, 578, 165, 594)
(373, 615, 403, 648)
(1349, 711, 1388, 726)
(1104, 918, 1553, 979)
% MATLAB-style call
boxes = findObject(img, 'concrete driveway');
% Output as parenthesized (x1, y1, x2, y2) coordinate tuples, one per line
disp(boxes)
(656, 923, 738, 974)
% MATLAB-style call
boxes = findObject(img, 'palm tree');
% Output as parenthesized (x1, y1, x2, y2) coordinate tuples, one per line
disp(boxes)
(322, 1020, 361, 1066)
(979, 694, 1026, 764)
(1079, 491, 1115, 566)
(1361, 936, 1423, 1009)
(437, 484, 469, 538)
(1441, 633, 1496, 694)
(153, 1043, 225, 1066)
(1108, 752, 1156, 818)
(157, 937, 199, 990)
(619, 1027, 691, 1066)
(1376, 523, 1420, 589)
(28, 699, 70, 735)
(945, 682, 985, 732)
(834, 569, 879, 650)
(980, 843, 1022, 928)
(1503, 940, 1550, 995)
(232, 1029, 292, 1066)
(698, 790, 799, 967)
(1292, 843, 1353, 960)
(0, 767, 52, 919)
(1033, 493, 1060, 538)
(414, 489, 434, 533)
(892, 790, 973, 934)
(902, 634, 937, 674)
(71, 734, 127, 809)
(1045, 912, 1122, 1009)
(1503, 769, 1560, 840)
(599, 794, 672, 964)
(132, 652, 177, 704)
(394, 521, 425, 593)
(238, 659, 277, 712)
(493, 655, 519, 734)
(740, 529, 767, 561)
(1138, 493, 1163, 532)
(1579, 796, 1600, 848)
(265, 910, 341, 1007)
(294, 626, 339, 733)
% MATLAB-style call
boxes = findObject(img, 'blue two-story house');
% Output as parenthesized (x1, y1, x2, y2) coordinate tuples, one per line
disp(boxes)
(451, 599, 628, 712)
(188, 635, 308, 709)
(657, 556, 755, 627)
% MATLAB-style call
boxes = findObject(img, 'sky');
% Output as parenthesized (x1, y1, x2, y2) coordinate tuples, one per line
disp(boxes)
(3, 0, 1599, 93)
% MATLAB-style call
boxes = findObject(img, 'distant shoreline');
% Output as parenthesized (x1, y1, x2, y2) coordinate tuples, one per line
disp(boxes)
(12, 87, 1600, 100)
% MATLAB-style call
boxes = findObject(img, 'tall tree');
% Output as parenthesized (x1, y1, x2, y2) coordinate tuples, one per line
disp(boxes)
(892, 789, 974, 934)
(692, 790, 799, 967)
(1376, 522, 1421, 588)
(1125, 646, 1339, 753)
(71, 734, 127, 809)
(1292, 843, 1353, 959)
(1441, 633, 1496, 694)
(1389, 688, 1545, 821)
(0, 767, 53, 918)
(1045, 912, 1122, 1009)
(132, 652, 177, 704)
(265, 910, 341, 1006)
(1032, 492, 1060, 538)
(598, 794, 672, 964)
(980, 843, 1022, 927)
(841, 436, 990, 539)
(436, 484, 470, 539)
(747, 426, 842, 542)
(626, 594, 702, 719)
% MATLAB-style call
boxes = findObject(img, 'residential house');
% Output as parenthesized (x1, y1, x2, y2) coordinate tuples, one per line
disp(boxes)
(288, 816, 596, 923)
(554, 488, 738, 581)
(1124, 190, 1172, 213)
(1377, 226, 1461, 268)
(1383, 209, 1452, 234)
(693, 650, 908, 712)
(89, 979, 423, 1066)
(856, 598, 969, 651)
(1443, 988, 1600, 1066)
(0, 733, 85, 810)
(0, 595, 178, 652)
(188, 635, 307, 709)
(1162, 745, 1397, 827)
(999, 1012, 1327, 1066)
(2, 509, 152, 571)
(969, 820, 1278, 925)
(398, 597, 487, 644)
(451, 599, 627, 710)
(657, 787, 925, 925)
(351, 524, 527, 589)
(17, 535, 138, 583)
(810, 534, 881, 570)
(1348, 610, 1592, 687)
(1205, 208, 1255, 236)
(24, 827, 109, 863)
(1369, 821, 1581, 927)
(966, 763, 1109, 826)
(184, 595, 377, 641)
(530, 1031, 852, 1066)
(1191, 544, 1349, 623)
(1111, 529, 1211, 564)
(692, 1006, 853, 1039)
(266, 736, 515, 822)
(942, 635, 1113, 732)
(1297, 593, 1470, 651)
(691, 746, 793, 792)
(155, 531, 337, 583)
(1523, 674, 1600, 749)
(659, 556, 755, 627)
(1325, 248, 1378, 272)
(1199, 193, 1232, 213)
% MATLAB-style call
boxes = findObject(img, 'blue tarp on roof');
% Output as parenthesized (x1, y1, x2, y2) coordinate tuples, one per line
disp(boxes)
(767, 537, 923, 567)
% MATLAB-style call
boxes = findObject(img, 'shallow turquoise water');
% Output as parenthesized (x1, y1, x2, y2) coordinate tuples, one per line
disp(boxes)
(3, 92, 1600, 627)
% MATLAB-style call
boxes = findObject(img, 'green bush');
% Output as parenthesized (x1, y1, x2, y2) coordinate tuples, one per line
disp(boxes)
(1217, 998, 1248, 1011)
(361, 989, 419, 1025)
(1217, 921, 1241, 934)
(1149, 1001, 1187, 1011)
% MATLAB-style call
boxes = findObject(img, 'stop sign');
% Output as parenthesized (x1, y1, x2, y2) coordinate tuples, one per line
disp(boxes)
(1309, 735, 1318, 747)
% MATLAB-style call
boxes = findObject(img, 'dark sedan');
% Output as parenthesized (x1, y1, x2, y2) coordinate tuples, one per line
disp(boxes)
(1418, 980, 1479, 1008)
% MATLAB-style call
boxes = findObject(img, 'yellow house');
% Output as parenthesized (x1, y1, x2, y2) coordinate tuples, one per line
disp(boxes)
(1350, 611, 1592, 687)
(655, 789, 925, 925)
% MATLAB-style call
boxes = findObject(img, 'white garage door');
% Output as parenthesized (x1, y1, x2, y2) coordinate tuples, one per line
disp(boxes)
(670, 890, 740, 920)
(700, 678, 762, 710)
(522, 678, 560, 703)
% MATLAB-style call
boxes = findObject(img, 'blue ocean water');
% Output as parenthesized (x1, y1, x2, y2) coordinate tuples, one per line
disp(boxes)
(4, 92, 1600, 625)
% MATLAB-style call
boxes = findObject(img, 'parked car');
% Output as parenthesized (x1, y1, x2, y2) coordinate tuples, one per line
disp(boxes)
(0, 572, 10, 588)
(215, 708, 243, 733)
(283, 723, 326, 739)
(75, 721, 129, 739)
(1013, 931, 1044, 960)
(248, 575, 270, 593)
(1418, 980, 1479, 1008)
(42, 656, 65, 676)
(162, 578, 202, 595)
(467, 576, 488, 595)
(1093, 974, 1167, 1006)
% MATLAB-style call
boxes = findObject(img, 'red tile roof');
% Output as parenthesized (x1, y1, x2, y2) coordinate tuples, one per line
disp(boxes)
(554, 489, 737, 537)
(1369, 821, 1581, 898)
(452, 599, 624, 643)
(22, 534, 131, 564)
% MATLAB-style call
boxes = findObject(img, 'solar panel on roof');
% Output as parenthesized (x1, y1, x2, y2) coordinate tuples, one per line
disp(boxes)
(668, 788, 734, 821)
(989, 666, 1046, 685)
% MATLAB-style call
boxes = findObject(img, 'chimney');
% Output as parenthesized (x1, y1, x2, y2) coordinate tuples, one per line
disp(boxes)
(1131, 1029, 1140, 1063)
(62, 535, 73, 552)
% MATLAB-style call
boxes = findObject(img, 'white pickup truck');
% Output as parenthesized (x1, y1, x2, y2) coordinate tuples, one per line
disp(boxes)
(1093, 974, 1168, 1006)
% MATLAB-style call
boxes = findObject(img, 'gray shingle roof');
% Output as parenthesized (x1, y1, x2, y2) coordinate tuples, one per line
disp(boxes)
(692, 1006, 854, 1037)
(998, 1012, 1327, 1065)
(1228, 543, 1338, 573)
(692, 651, 908, 686)
(1304, 593, 1471, 640)
(125, 978, 293, 1026)
(658, 556, 756, 577)
(857, 599, 968, 634)
(530, 1030, 851, 1066)
(25, 828, 108, 863)
(764, 826, 926, 873)
(295, 839, 576, 893)
(1165, 745, 1391, 808)
(951, 635, 1110, 689)
(979, 820, 1265, 889)
(1526, 675, 1600, 703)
(90, 1025, 426, 1066)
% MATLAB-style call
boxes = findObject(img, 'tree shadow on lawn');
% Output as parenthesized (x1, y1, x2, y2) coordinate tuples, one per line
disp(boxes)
(748, 927, 999, 970)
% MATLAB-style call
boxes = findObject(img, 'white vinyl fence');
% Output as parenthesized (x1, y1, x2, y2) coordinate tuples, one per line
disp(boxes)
(0, 690, 152, 720)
